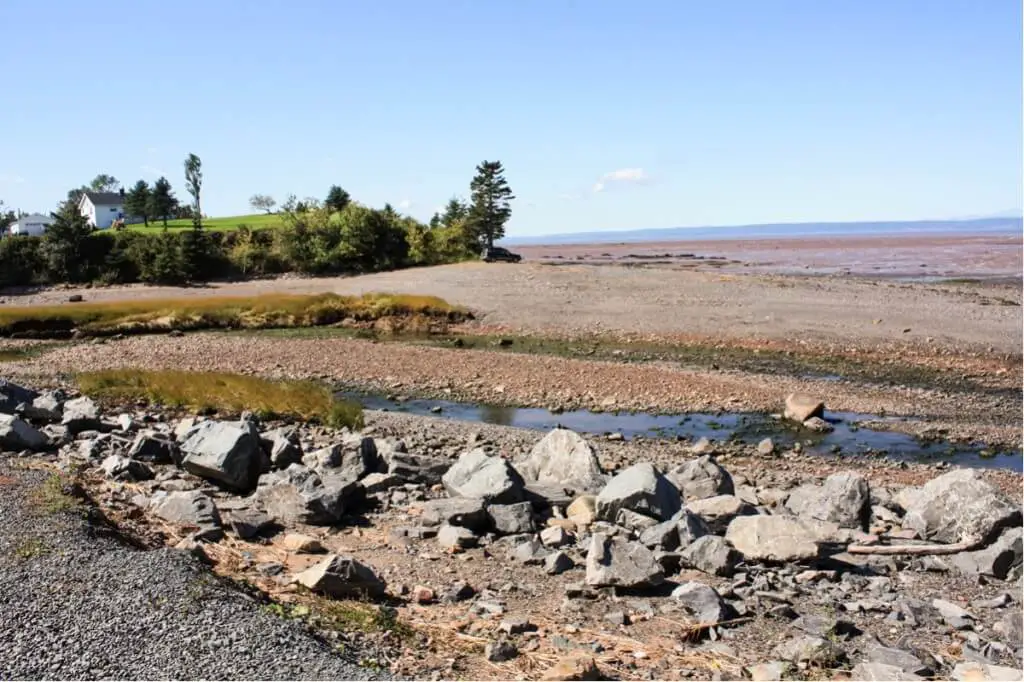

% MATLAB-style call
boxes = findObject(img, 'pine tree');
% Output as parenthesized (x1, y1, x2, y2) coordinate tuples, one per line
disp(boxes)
(125, 180, 151, 226)
(43, 201, 94, 282)
(325, 185, 351, 213)
(468, 161, 514, 249)
(148, 177, 179, 227)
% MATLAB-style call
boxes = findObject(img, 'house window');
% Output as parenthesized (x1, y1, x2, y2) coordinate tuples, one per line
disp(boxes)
(110, 207, 118, 212)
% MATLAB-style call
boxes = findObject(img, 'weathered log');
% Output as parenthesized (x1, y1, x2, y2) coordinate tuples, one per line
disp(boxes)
(847, 535, 983, 556)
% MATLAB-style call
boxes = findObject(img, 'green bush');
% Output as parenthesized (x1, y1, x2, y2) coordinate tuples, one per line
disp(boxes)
(0, 236, 44, 287)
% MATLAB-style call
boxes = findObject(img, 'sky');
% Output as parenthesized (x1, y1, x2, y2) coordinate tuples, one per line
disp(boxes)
(0, 0, 1021, 237)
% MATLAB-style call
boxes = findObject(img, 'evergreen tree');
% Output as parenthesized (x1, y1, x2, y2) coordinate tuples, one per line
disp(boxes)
(147, 177, 179, 227)
(468, 161, 514, 249)
(325, 185, 351, 213)
(43, 201, 94, 282)
(125, 180, 152, 226)
(440, 197, 468, 227)
(184, 153, 203, 230)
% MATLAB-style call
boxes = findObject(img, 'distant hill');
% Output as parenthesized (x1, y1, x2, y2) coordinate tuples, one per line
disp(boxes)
(501, 217, 1023, 246)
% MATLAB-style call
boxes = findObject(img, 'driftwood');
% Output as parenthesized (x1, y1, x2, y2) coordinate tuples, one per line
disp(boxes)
(847, 535, 983, 556)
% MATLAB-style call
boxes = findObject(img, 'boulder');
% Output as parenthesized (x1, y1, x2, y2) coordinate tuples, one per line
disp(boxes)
(224, 509, 273, 539)
(545, 550, 575, 575)
(442, 448, 526, 504)
(784, 393, 825, 422)
(488, 502, 536, 535)
(540, 655, 602, 681)
(304, 436, 380, 480)
(771, 635, 840, 666)
(725, 515, 823, 562)
(515, 428, 605, 493)
(281, 532, 325, 553)
(180, 421, 266, 492)
(595, 463, 681, 523)
(639, 518, 682, 550)
(0, 414, 47, 451)
(668, 455, 734, 501)
(22, 391, 64, 421)
(679, 535, 739, 577)
(295, 554, 386, 598)
(540, 525, 572, 548)
(671, 581, 730, 623)
(756, 438, 775, 456)
(387, 451, 449, 485)
(745, 662, 791, 681)
(686, 494, 756, 534)
(260, 427, 302, 469)
(584, 532, 664, 588)
(254, 464, 362, 525)
(151, 490, 223, 541)
(676, 509, 712, 548)
(60, 396, 101, 434)
(993, 610, 1022, 650)
(951, 662, 1023, 681)
(903, 469, 1021, 544)
(100, 455, 154, 482)
(567, 495, 598, 526)
(616, 508, 660, 531)
(420, 497, 490, 532)
(0, 379, 38, 414)
(437, 524, 478, 550)
(785, 472, 870, 530)
(512, 537, 549, 564)
(361, 472, 403, 494)
(950, 527, 1023, 580)
(851, 663, 923, 681)
(128, 433, 180, 465)
(932, 598, 975, 630)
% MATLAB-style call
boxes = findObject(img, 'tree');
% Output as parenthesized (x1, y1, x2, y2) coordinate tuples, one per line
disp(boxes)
(468, 161, 514, 249)
(184, 154, 203, 230)
(0, 200, 15, 233)
(440, 197, 469, 228)
(147, 176, 179, 227)
(43, 200, 94, 281)
(90, 174, 120, 193)
(124, 180, 152, 226)
(249, 194, 276, 214)
(325, 185, 351, 213)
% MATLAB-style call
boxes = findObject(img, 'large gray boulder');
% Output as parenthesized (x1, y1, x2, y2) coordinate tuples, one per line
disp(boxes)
(595, 463, 681, 523)
(180, 420, 267, 492)
(785, 472, 870, 530)
(784, 393, 825, 422)
(101, 454, 153, 482)
(128, 432, 180, 465)
(259, 426, 303, 469)
(903, 469, 1021, 544)
(0, 414, 47, 451)
(668, 455, 734, 501)
(0, 379, 38, 414)
(950, 527, 1023, 580)
(303, 435, 380, 480)
(151, 490, 223, 541)
(515, 428, 605, 493)
(420, 497, 490, 532)
(254, 464, 362, 525)
(21, 391, 64, 421)
(488, 502, 536, 535)
(671, 581, 730, 623)
(387, 451, 450, 485)
(585, 533, 664, 588)
(295, 554, 386, 598)
(725, 515, 825, 562)
(685, 494, 756, 534)
(61, 396, 102, 434)
(442, 448, 526, 504)
(679, 535, 739, 577)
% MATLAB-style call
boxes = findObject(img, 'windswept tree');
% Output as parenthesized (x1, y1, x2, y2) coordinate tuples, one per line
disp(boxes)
(468, 161, 514, 249)
(249, 194, 276, 214)
(124, 180, 152, 226)
(325, 185, 351, 213)
(184, 154, 203, 230)
(90, 174, 120, 193)
(147, 176, 179, 227)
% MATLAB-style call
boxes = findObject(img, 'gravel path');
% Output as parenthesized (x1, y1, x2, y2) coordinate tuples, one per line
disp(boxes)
(0, 463, 388, 681)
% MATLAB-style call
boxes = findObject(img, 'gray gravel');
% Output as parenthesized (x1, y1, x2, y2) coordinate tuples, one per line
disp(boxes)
(0, 463, 389, 681)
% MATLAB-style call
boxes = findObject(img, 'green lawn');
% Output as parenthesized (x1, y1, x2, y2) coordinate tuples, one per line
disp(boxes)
(127, 213, 285, 232)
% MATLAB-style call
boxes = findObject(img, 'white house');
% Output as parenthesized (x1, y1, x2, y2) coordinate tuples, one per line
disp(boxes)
(79, 190, 126, 229)
(7, 213, 55, 236)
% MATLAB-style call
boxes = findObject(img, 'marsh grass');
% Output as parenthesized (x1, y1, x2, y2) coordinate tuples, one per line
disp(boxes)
(0, 292, 468, 338)
(77, 369, 364, 429)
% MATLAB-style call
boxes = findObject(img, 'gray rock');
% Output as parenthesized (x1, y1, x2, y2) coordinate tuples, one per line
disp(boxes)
(951, 662, 1024, 681)
(725, 515, 824, 562)
(499, 618, 535, 635)
(785, 472, 870, 529)
(361, 472, 403, 494)
(676, 509, 712, 548)
(441, 581, 476, 602)
(802, 416, 833, 433)
(863, 645, 929, 675)
(488, 502, 536, 535)
(512, 537, 549, 564)
(770, 635, 840, 666)
(540, 525, 571, 548)
(304, 436, 379, 480)
(151, 491, 223, 541)
(128, 433, 180, 465)
(745, 662, 791, 681)
(254, 464, 362, 525)
(485, 640, 518, 662)
(932, 598, 976, 630)
(61, 396, 101, 434)
(993, 610, 1022, 650)
(784, 393, 824, 422)
(0, 379, 38, 414)
(639, 518, 681, 550)
(386, 451, 449, 485)
(668, 455, 734, 501)
(420, 497, 490, 532)
(22, 391, 63, 421)
(295, 554, 386, 598)
(671, 581, 729, 623)
(756, 438, 775, 456)
(679, 535, 739, 577)
(686, 495, 756, 534)
(100, 455, 153, 482)
(514, 427, 606, 493)
(442, 448, 526, 504)
(903, 469, 1021, 544)
(615, 508, 660, 531)
(585, 533, 664, 588)
(595, 463, 681, 523)
(0, 414, 47, 451)
(180, 421, 266, 492)
(224, 508, 273, 539)
(851, 663, 924, 681)
(951, 527, 1023, 580)
(260, 427, 302, 469)
(437, 524, 478, 550)
(545, 550, 575, 575)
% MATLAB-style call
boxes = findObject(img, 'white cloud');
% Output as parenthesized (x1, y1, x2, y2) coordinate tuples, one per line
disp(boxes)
(592, 167, 649, 193)
(398, 199, 412, 210)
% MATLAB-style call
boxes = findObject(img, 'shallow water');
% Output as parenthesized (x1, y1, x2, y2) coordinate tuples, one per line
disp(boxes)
(341, 392, 1022, 473)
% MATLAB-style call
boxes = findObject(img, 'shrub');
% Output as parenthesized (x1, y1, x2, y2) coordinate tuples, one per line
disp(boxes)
(0, 236, 44, 287)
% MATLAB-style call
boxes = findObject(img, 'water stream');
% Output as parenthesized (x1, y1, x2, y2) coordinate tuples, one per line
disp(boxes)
(339, 392, 1022, 473)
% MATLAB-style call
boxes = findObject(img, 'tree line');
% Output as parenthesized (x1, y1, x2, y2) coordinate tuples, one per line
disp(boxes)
(0, 158, 514, 288)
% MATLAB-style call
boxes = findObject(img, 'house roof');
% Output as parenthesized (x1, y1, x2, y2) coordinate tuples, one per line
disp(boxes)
(12, 213, 52, 223)
(82, 191, 124, 206)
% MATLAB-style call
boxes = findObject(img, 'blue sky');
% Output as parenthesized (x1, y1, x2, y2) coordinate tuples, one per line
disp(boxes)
(1, 0, 1020, 236)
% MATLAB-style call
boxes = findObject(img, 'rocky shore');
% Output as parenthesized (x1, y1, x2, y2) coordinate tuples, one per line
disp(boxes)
(2, 378, 1021, 681)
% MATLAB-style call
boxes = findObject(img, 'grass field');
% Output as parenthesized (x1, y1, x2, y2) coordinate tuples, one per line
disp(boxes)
(127, 213, 285, 233)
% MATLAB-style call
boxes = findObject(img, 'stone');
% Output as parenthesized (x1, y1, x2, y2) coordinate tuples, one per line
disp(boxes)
(386, 451, 450, 485)
(128, 433, 180, 465)
(295, 554, 386, 599)
(441, 581, 475, 602)
(151, 491, 223, 541)
(541, 525, 572, 548)
(951, 527, 1023, 580)
(595, 462, 681, 522)
(282, 533, 325, 553)
(540, 655, 602, 681)
(180, 420, 266, 492)
(903, 469, 1021, 544)
(756, 438, 775, 456)
(420, 497, 490, 532)
(679, 535, 739, 577)
(361, 472, 403, 494)
(770, 635, 840, 666)
(60, 396, 101, 434)
(0, 414, 47, 451)
(254, 464, 362, 525)
(784, 393, 825, 422)
(668, 455, 735, 501)
(851, 663, 924, 681)
(304, 436, 380, 480)
(515, 428, 606, 493)
(585, 533, 664, 588)
(993, 610, 1022, 649)
(932, 598, 975, 630)
(615, 508, 660, 531)
(23, 391, 64, 421)
(566, 495, 597, 526)
(485, 640, 518, 662)
(785, 472, 870, 529)
(100, 454, 153, 482)
(410, 585, 434, 604)
(499, 618, 536, 635)
(685, 494, 756, 534)
(442, 448, 526, 504)
(671, 581, 730, 623)
(745, 662, 791, 681)
(802, 416, 833, 433)
(951, 662, 1024, 681)
(224, 509, 273, 539)
(676, 509, 713, 548)
(640, 518, 681, 550)
(725, 515, 823, 562)
(863, 645, 930, 675)
(488, 502, 536, 535)
(437, 524, 478, 550)
(513, 537, 549, 564)
(0, 379, 38, 414)
(545, 550, 575, 575)
(260, 427, 303, 469)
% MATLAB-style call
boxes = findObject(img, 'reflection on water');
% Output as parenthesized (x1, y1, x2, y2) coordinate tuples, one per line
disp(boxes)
(478, 404, 516, 426)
